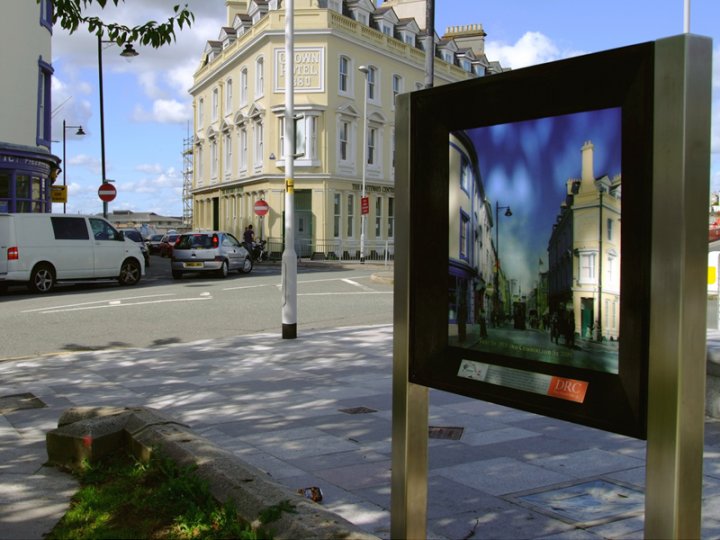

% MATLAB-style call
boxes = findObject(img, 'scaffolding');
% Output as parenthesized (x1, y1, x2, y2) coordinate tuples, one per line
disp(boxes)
(182, 132, 194, 228)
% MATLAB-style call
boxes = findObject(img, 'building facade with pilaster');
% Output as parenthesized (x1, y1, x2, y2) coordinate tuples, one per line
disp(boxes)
(189, 0, 503, 258)
(0, 0, 60, 213)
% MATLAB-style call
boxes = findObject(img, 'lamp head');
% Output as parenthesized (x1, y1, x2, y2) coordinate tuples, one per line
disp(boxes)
(120, 43, 139, 60)
(358, 65, 369, 75)
(76, 127, 86, 136)
(505, 207, 512, 217)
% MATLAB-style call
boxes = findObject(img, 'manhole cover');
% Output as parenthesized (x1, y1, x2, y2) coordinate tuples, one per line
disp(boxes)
(517, 479, 644, 524)
(0, 393, 46, 414)
(339, 406, 378, 415)
(428, 426, 464, 440)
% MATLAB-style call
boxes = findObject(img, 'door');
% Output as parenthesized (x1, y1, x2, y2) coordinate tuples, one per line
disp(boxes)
(89, 218, 126, 277)
(295, 190, 312, 257)
(581, 297, 594, 338)
(0, 215, 10, 276)
(213, 198, 220, 231)
(223, 233, 243, 270)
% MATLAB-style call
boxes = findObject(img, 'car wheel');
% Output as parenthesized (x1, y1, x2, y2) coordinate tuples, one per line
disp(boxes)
(118, 259, 141, 286)
(29, 263, 55, 294)
(217, 260, 229, 278)
(172, 270, 183, 280)
(239, 255, 253, 274)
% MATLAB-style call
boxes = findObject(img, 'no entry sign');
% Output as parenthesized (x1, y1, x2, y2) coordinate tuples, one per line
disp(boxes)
(98, 182, 117, 202)
(254, 200, 269, 216)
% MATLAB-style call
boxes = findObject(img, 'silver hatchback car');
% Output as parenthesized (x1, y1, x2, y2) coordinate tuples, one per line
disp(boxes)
(170, 231, 253, 279)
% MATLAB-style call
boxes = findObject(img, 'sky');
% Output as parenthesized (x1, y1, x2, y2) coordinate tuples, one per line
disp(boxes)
(50, 0, 720, 218)
(465, 108, 622, 293)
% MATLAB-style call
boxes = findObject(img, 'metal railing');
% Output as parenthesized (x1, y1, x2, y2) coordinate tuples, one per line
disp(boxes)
(263, 237, 394, 265)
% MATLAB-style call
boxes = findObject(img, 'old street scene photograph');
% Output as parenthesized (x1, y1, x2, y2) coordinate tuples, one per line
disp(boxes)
(448, 108, 622, 374)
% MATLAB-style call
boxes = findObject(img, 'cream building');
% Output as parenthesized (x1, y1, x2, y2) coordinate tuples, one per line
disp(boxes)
(189, 0, 503, 258)
(0, 0, 60, 213)
(548, 141, 622, 341)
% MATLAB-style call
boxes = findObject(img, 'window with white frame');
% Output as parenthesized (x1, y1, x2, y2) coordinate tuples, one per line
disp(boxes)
(240, 68, 248, 105)
(367, 66, 378, 102)
(339, 56, 350, 94)
(579, 251, 597, 284)
(278, 113, 319, 165)
(210, 139, 218, 179)
(224, 132, 232, 177)
(375, 196, 382, 237)
(460, 155, 472, 194)
(339, 119, 351, 162)
(387, 197, 395, 238)
(254, 120, 264, 167)
(391, 128, 396, 171)
(328, 0, 341, 13)
(347, 194, 355, 237)
(196, 145, 204, 183)
(460, 210, 470, 260)
(333, 193, 341, 238)
(36, 58, 53, 147)
(607, 217, 613, 241)
(381, 24, 392, 36)
(212, 88, 219, 122)
(255, 57, 264, 97)
(225, 78, 233, 112)
(392, 74, 402, 106)
(198, 98, 204, 128)
(238, 127, 248, 173)
(367, 126, 377, 165)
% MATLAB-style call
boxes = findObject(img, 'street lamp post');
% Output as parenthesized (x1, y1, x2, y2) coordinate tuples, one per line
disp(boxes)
(495, 201, 512, 322)
(358, 65, 369, 263)
(62, 120, 85, 214)
(97, 35, 138, 218)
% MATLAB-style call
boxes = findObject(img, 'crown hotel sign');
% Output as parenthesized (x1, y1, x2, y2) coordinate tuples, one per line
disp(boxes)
(274, 47, 325, 93)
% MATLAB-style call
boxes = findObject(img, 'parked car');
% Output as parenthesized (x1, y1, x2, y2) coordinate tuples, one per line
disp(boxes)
(146, 234, 164, 255)
(170, 231, 252, 279)
(0, 213, 144, 294)
(159, 233, 180, 258)
(118, 229, 150, 267)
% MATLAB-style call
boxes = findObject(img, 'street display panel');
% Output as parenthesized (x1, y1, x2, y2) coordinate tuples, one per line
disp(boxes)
(401, 41, 654, 438)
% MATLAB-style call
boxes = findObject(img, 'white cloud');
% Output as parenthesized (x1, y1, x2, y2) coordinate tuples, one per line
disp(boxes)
(485, 32, 583, 70)
(136, 163, 164, 174)
(132, 99, 191, 123)
(69, 154, 101, 174)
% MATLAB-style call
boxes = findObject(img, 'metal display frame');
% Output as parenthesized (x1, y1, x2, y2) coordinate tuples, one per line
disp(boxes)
(391, 34, 712, 539)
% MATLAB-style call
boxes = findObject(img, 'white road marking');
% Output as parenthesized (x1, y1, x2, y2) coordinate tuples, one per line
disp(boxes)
(298, 292, 392, 296)
(21, 293, 175, 313)
(341, 278, 375, 292)
(32, 296, 212, 314)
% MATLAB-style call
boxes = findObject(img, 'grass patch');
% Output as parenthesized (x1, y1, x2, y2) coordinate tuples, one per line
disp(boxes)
(46, 450, 274, 539)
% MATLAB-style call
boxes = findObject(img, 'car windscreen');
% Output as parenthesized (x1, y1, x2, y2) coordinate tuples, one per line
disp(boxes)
(176, 234, 214, 249)
(122, 230, 142, 242)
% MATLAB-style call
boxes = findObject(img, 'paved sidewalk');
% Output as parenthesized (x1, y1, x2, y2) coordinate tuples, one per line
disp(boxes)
(1, 324, 719, 539)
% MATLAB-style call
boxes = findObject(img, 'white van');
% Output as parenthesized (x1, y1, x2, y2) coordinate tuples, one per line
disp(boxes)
(0, 213, 145, 293)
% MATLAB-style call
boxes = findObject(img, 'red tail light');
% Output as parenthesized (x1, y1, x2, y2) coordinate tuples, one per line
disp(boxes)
(174, 236, 181, 246)
(212, 234, 219, 248)
(7, 246, 18, 260)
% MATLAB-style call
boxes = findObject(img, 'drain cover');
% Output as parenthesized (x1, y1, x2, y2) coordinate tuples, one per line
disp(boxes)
(0, 393, 46, 414)
(518, 479, 644, 523)
(339, 406, 378, 415)
(428, 426, 464, 440)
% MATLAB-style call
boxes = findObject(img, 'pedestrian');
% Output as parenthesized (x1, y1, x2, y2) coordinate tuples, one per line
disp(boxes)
(243, 224, 255, 252)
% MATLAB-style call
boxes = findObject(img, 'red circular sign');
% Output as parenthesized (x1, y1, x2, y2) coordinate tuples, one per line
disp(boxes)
(98, 182, 117, 202)
(254, 200, 269, 216)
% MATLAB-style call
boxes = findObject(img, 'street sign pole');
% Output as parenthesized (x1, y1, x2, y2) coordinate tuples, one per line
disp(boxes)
(281, 0, 297, 339)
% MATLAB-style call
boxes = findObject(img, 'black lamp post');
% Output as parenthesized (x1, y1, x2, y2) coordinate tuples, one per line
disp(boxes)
(62, 120, 85, 214)
(97, 35, 138, 218)
(495, 201, 512, 322)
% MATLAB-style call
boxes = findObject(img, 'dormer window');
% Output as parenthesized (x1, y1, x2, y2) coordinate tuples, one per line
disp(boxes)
(443, 51, 454, 64)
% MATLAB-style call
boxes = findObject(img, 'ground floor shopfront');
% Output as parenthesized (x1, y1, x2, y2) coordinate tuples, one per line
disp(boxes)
(192, 176, 395, 260)
(0, 143, 60, 213)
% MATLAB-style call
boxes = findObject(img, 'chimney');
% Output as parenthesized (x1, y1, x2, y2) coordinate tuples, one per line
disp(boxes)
(581, 141, 594, 184)
(226, 1, 248, 26)
(443, 24, 487, 56)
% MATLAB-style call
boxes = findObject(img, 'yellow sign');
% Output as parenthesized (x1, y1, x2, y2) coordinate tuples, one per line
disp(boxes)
(710, 266, 717, 286)
(51, 185, 67, 203)
(285, 178, 294, 193)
